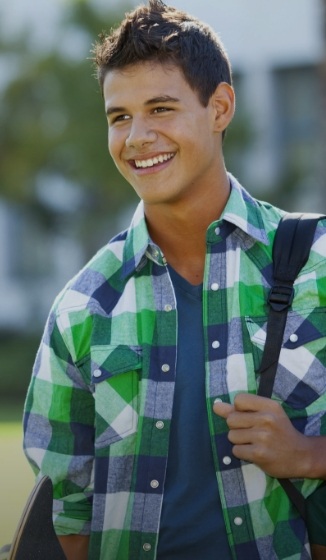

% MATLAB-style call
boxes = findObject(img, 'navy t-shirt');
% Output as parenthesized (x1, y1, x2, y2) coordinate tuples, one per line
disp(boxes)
(156, 266, 232, 559)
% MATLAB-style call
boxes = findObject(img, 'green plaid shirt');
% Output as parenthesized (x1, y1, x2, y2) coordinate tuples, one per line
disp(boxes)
(24, 175, 326, 560)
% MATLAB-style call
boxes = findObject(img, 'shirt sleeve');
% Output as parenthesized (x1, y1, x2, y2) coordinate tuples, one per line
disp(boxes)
(23, 308, 95, 536)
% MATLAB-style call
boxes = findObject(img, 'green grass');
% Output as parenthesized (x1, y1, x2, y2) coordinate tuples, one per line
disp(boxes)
(0, 335, 47, 546)
(0, 423, 35, 547)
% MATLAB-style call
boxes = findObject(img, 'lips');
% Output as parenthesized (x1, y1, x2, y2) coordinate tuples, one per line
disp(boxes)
(132, 152, 175, 169)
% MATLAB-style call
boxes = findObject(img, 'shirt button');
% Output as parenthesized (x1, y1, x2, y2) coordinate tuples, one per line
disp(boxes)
(211, 282, 219, 291)
(161, 364, 170, 373)
(164, 304, 173, 312)
(290, 333, 298, 343)
(212, 340, 220, 349)
(156, 421, 164, 429)
(150, 479, 159, 489)
(143, 543, 152, 552)
(93, 369, 102, 378)
(215, 227, 220, 236)
(223, 456, 232, 465)
(234, 517, 243, 526)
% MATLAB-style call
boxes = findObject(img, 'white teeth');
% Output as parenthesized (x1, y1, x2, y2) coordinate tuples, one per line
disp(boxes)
(134, 153, 174, 168)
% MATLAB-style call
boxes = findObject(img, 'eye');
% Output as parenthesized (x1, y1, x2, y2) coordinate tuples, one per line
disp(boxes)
(153, 106, 172, 114)
(109, 114, 131, 125)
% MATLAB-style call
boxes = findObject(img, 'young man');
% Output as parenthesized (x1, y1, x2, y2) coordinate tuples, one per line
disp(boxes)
(23, 1, 326, 559)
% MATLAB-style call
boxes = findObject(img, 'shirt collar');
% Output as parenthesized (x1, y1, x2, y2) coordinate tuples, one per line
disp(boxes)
(122, 173, 269, 278)
(219, 174, 269, 245)
(122, 201, 163, 279)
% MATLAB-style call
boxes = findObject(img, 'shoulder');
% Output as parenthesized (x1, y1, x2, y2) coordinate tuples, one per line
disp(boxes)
(312, 216, 326, 253)
(252, 198, 326, 252)
(54, 229, 129, 317)
(226, 175, 285, 244)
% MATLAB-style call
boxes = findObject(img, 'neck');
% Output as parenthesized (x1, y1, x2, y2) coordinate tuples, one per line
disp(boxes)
(144, 173, 230, 285)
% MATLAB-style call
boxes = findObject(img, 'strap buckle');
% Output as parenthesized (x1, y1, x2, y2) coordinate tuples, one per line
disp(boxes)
(268, 285, 294, 312)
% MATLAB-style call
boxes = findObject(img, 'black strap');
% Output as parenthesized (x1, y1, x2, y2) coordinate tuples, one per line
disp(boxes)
(257, 212, 325, 521)
(258, 213, 324, 397)
(278, 478, 307, 521)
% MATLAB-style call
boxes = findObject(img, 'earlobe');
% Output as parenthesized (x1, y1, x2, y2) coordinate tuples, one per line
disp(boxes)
(212, 82, 235, 133)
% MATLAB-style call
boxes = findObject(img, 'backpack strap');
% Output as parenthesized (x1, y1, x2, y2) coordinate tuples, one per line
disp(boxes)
(258, 212, 325, 398)
(257, 211, 325, 521)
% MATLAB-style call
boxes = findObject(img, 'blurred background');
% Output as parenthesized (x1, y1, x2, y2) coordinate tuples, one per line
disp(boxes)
(0, 0, 326, 540)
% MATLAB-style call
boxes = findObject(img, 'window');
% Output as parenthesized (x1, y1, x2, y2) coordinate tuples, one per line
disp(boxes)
(273, 65, 321, 178)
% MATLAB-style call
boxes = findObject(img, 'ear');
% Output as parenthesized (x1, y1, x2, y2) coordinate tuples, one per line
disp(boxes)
(211, 82, 235, 133)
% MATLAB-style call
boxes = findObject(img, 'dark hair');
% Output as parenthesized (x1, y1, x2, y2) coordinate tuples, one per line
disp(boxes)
(93, 0, 232, 108)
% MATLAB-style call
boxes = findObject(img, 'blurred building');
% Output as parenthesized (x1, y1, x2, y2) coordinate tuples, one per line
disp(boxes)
(0, 0, 325, 333)
(169, 0, 324, 207)
(0, 198, 84, 333)
(217, 0, 324, 208)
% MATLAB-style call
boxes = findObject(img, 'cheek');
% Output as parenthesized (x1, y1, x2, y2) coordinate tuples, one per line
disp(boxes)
(108, 130, 116, 157)
(108, 131, 124, 167)
(108, 134, 131, 178)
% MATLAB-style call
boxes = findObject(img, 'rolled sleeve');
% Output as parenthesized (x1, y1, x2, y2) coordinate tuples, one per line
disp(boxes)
(23, 309, 95, 535)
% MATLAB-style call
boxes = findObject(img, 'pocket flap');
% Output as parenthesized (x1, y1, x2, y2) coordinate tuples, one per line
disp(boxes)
(79, 344, 142, 384)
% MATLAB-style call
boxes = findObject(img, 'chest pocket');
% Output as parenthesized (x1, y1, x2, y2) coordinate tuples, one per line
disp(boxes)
(79, 345, 142, 447)
(245, 308, 326, 409)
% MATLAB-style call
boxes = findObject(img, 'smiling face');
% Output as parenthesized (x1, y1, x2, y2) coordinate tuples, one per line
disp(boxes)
(103, 61, 232, 210)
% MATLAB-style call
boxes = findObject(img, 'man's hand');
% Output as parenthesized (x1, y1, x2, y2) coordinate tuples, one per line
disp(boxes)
(213, 393, 325, 479)
(58, 535, 89, 560)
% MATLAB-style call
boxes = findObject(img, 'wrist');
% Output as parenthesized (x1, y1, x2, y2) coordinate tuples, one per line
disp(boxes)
(298, 436, 326, 480)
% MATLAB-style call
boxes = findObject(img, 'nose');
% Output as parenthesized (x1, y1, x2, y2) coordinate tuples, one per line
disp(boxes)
(125, 116, 157, 149)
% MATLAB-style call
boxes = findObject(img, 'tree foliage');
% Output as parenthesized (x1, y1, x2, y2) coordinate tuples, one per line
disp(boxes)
(0, 2, 137, 243)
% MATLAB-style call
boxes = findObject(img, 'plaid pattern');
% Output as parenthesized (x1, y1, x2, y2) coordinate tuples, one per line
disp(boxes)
(23, 174, 326, 560)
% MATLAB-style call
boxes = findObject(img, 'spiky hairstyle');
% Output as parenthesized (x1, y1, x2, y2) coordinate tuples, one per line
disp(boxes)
(93, 0, 232, 107)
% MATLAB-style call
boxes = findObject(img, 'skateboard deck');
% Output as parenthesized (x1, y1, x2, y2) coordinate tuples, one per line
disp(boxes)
(1, 476, 66, 560)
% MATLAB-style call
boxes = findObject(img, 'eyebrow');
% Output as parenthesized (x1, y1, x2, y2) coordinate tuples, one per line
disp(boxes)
(106, 95, 180, 116)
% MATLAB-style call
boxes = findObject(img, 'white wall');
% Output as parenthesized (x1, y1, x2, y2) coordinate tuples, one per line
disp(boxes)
(168, 0, 324, 68)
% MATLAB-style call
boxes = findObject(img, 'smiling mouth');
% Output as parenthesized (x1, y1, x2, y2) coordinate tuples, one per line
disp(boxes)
(133, 152, 175, 169)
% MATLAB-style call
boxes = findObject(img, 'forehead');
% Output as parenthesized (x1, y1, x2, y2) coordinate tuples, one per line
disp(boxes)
(103, 61, 194, 108)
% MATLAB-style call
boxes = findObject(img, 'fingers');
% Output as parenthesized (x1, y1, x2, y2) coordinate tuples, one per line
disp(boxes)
(212, 392, 301, 477)
(227, 412, 259, 429)
(212, 400, 234, 418)
(214, 393, 280, 416)
(213, 400, 254, 426)
(228, 428, 253, 445)
(213, 393, 283, 431)
(231, 444, 255, 463)
(233, 393, 277, 413)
